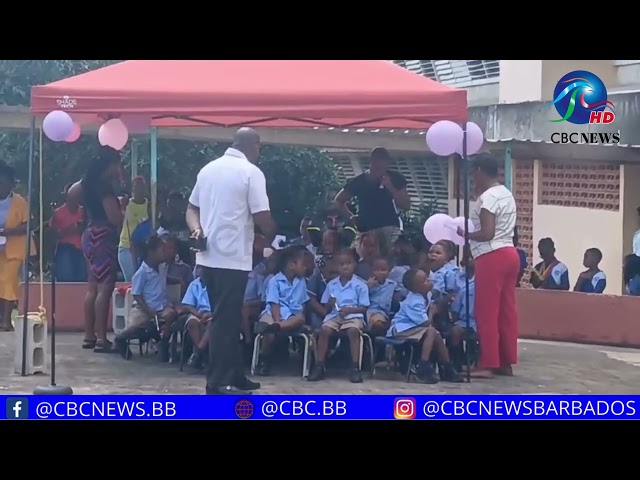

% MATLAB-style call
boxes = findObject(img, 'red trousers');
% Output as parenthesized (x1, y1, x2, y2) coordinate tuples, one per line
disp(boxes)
(474, 247, 520, 369)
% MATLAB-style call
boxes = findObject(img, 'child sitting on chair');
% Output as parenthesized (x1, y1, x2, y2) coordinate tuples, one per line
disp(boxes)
(115, 235, 177, 360)
(449, 249, 476, 372)
(530, 237, 570, 290)
(573, 248, 606, 294)
(366, 257, 397, 337)
(387, 268, 462, 384)
(255, 246, 309, 375)
(180, 266, 212, 369)
(429, 240, 460, 297)
(308, 248, 370, 384)
(306, 256, 339, 330)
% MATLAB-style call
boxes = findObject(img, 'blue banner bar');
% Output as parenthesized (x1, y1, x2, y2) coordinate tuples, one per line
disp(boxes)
(2, 395, 638, 420)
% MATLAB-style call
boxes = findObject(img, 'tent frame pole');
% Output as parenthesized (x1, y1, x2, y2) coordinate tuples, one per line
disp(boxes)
(462, 126, 471, 383)
(150, 128, 158, 229)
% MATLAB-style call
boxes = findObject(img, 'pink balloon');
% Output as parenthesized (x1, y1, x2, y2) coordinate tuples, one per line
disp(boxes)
(456, 122, 484, 156)
(43, 110, 73, 142)
(121, 114, 151, 135)
(98, 119, 129, 150)
(423, 213, 456, 244)
(65, 122, 81, 143)
(426, 120, 464, 156)
(450, 216, 476, 246)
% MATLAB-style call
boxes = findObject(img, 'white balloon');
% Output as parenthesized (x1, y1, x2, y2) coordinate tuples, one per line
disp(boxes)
(449, 216, 476, 246)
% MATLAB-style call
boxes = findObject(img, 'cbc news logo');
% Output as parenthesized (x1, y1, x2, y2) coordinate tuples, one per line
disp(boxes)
(393, 398, 416, 420)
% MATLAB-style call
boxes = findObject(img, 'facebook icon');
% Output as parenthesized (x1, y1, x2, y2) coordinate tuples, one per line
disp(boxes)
(6, 398, 29, 419)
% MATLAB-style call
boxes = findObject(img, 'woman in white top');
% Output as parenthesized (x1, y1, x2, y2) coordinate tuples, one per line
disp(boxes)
(457, 155, 519, 379)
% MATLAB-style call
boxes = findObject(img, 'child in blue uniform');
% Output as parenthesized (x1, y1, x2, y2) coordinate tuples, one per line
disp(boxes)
(255, 246, 310, 375)
(513, 226, 528, 287)
(389, 236, 415, 300)
(449, 250, 476, 371)
(180, 267, 212, 369)
(306, 256, 339, 329)
(574, 248, 606, 294)
(429, 240, 459, 296)
(366, 257, 397, 337)
(387, 268, 462, 384)
(308, 248, 370, 383)
(530, 238, 570, 290)
(624, 254, 640, 295)
(242, 258, 267, 344)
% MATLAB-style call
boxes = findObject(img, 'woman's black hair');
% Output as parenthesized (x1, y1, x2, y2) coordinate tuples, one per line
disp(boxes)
(143, 235, 165, 260)
(623, 254, 640, 284)
(81, 145, 121, 203)
(0, 160, 16, 184)
(276, 245, 307, 272)
(472, 153, 499, 178)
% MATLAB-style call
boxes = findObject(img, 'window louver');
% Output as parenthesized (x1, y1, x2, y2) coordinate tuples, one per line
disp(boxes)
(393, 60, 500, 87)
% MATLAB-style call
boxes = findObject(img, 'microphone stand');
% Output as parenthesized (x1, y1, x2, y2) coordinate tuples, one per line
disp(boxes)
(33, 255, 73, 395)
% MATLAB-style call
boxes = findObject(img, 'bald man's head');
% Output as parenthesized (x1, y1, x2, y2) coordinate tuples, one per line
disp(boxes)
(232, 127, 261, 163)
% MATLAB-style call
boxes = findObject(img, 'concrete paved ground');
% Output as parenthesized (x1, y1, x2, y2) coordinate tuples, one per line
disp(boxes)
(1, 333, 639, 394)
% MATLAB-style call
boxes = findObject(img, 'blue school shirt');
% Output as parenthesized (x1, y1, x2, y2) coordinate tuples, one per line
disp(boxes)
(244, 262, 266, 302)
(388, 292, 428, 336)
(533, 261, 570, 290)
(181, 278, 211, 312)
(451, 276, 476, 331)
(131, 262, 168, 312)
(262, 272, 310, 320)
(321, 275, 370, 321)
(576, 271, 606, 294)
(261, 274, 274, 302)
(430, 262, 459, 295)
(368, 279, 397, 317)
(627, 275, 640, 295)
(389, 265, 410, 298)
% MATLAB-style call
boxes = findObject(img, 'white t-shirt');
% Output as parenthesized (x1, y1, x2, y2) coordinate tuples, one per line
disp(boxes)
(470, 185, 517, 259)
(188, 148, 270, 271)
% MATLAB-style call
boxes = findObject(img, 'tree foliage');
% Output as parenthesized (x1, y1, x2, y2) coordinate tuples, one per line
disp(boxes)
(0, 60, 340, 237)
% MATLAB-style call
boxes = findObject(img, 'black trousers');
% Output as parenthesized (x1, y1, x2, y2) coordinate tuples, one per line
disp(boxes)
(201, 267, 249, 390)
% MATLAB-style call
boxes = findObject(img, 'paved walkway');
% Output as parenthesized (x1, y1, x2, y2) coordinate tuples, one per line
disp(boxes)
(1, 333, 639, 394)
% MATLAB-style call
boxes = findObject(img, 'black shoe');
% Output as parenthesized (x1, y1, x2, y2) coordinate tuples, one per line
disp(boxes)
(416, 362, 439, 384)
(349, 367, 363, 384)
(187, 352, 203, 370)
(257, 360, 271, 376)
(440, 363, 464, 383)
(115, 337, 132, 360)
(206, 385, 246, 395)
(307, 365, 326, 382)
(231, 376, 261, 391)
(158, 340, 170, 363)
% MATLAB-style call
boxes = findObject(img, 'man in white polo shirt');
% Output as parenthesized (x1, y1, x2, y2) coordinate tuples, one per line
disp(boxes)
(187, 128, 275, 395)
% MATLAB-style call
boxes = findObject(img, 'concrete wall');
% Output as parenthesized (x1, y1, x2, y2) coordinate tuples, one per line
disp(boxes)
(26, 283, 640, 348)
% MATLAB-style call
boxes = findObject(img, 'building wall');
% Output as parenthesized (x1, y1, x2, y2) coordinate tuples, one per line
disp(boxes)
(532, 160, 624, 294)
(622, 164, 640, 256)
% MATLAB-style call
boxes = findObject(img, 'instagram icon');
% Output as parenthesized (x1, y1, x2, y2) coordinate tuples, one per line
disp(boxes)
(394, 398, 416, 419)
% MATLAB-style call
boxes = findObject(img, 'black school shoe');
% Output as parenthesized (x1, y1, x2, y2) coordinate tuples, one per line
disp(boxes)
(439, 363, 464, 383)
(114, 337, 132, 360)
(257, 358, 271, 376)
(349, 367, 363, 384)
(415, 362, 439, 384)
(307, 364, 326, 381)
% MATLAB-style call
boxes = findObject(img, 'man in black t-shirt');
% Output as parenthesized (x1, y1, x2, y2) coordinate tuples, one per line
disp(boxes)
(334, 147, 411, 253)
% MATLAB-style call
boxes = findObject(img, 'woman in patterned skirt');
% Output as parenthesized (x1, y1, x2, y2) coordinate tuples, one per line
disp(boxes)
(68, 146, 123, 352)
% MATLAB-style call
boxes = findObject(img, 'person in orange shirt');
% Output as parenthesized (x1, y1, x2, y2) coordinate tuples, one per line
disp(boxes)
(50, 184, 87, 282)
(0, 161, 29, 331)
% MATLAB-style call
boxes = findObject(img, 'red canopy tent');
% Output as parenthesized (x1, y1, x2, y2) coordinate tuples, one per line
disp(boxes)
(30, 60, 467, 129)
(25, 60, 475, 383)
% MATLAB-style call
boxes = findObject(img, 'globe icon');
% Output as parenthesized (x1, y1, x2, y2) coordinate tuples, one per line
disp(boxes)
(235, 399, 254, 419)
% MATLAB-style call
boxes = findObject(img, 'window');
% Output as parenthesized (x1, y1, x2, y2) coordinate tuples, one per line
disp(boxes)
(393, 60, 500, 87)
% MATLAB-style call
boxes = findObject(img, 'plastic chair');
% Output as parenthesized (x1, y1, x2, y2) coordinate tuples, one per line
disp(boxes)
(373, 336, 420, 382)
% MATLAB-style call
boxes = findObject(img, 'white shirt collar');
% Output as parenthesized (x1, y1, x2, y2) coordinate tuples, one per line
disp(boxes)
(225, 147, 248, 160)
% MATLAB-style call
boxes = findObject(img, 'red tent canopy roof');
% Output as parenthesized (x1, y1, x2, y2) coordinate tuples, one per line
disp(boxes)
(30, 60, 467, 129)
